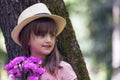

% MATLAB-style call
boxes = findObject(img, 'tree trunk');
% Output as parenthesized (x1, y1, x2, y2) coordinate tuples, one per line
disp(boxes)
(112, 0, 120, 80)
(0, 0, 90, 80)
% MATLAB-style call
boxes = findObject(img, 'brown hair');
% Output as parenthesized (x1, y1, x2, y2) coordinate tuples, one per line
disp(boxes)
(19, 17, 63, 74)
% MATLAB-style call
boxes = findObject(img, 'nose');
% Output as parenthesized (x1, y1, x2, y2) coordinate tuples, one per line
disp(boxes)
(45, 35, 52, 42)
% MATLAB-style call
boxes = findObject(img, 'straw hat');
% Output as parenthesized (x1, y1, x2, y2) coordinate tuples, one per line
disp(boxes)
(11, 3, 66, 46)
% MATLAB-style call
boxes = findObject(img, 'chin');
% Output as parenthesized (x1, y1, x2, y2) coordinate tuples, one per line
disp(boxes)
(42, 52, 51, 55)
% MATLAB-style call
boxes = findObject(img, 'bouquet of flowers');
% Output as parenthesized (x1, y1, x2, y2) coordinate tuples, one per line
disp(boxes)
(4, 56, 46, 80)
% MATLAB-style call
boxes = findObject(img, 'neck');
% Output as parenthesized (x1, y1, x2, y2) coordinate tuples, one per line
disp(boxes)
(30, 52, 46, 60)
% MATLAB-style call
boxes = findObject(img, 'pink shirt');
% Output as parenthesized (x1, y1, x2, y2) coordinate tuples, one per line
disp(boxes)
(41, 61, 77, 80)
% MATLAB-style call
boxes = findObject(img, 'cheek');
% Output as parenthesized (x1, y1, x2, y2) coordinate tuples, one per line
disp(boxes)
(29, 41, 40, 52)
(31, 40, 41, 47)
(29, 39, 38, 47)
(52, 39, 56, 45)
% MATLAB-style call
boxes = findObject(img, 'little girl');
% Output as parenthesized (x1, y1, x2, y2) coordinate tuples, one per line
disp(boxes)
(10, 3, 77, 80)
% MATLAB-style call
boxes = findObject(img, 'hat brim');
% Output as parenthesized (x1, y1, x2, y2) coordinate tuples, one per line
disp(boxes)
(11, 14, 66, 46)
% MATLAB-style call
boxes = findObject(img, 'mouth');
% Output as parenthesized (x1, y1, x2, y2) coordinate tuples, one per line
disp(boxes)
(42, 45, 52, 48)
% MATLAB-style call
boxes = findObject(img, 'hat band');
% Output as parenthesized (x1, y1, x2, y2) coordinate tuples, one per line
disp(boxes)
(35, 13, 50, 16)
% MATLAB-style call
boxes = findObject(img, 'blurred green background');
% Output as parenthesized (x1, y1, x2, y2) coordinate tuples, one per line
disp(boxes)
(64, 0, 113, 80)
(0, 29, 7, 79)
(0, 0, 115, 80)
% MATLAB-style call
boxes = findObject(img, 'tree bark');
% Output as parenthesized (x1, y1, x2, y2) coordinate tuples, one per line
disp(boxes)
(0, 0, 90, 80)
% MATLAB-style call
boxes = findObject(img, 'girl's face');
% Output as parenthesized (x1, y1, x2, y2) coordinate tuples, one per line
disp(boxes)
(19, 17, 58, 58)
(29, 33, 56, 59)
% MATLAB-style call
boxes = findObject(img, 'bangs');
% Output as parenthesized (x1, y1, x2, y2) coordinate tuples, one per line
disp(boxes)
(29, 17, 58, 36)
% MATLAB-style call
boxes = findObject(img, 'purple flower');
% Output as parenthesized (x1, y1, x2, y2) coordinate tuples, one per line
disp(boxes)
(27, 56, 42, 64)
(23, 62, 45, 75)
(4, 56, 45, 79)
(8, 67, 19, 74)
(10, 74, 16, 80)
(15, 72, 22, 78)
(4, 64, 11, 70)
(8, 67, 22, 77)
(36, 68, 46, 74)
(27, 75, 39, 80)
(4, 56, 27, 70)
(23, 62, 37, 72)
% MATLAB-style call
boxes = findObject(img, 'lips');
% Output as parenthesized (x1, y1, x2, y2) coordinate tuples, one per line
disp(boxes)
(42, 45, 52, 48)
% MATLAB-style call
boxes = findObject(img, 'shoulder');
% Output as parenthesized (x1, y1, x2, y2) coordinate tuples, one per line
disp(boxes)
(59, 61, 75, 71)
(59, 61, 71, 66)
(58, 61, 77, 80)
